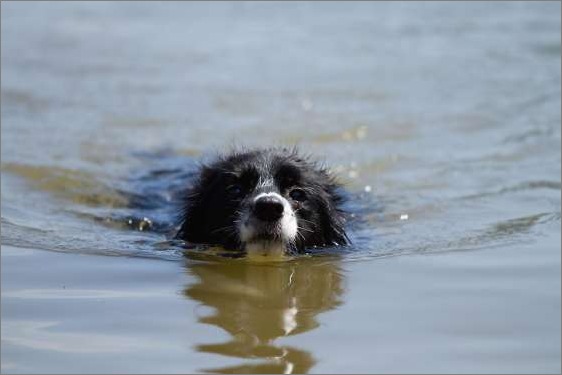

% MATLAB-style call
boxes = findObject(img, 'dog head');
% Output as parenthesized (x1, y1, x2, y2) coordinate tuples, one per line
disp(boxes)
(178, 148, 348, 257)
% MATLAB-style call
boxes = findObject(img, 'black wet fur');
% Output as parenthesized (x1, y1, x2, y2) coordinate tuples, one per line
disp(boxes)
(176, 148, 349, 253)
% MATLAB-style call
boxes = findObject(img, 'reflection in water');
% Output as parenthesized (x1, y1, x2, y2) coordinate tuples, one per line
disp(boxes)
(183, 258, 345, 374)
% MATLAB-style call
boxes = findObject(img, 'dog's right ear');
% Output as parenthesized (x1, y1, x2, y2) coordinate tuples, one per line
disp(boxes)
(176, 165, 220, 242)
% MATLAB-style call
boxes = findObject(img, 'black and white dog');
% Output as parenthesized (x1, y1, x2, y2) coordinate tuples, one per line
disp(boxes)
(177, 148, 349, 258)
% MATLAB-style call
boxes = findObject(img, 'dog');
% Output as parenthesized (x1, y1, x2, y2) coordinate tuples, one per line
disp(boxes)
(177, 148, 349, 258)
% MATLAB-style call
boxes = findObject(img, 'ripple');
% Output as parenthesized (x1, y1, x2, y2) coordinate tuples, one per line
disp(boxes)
(1, 162, 128, 208)
(459, 180, 561, 201)
(2, 149, 560, 265)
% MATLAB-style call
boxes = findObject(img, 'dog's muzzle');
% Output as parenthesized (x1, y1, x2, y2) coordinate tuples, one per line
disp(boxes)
(252, 195, 284, 222)
(239, 192, 298, 250)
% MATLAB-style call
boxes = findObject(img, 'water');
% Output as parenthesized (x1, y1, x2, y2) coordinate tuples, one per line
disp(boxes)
(1, 2, 560, 373)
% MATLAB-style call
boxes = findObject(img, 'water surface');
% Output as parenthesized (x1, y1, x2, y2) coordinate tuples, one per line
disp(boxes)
(1, 2, 560, 373)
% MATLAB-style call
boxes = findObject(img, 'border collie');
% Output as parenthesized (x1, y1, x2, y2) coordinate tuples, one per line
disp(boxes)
(177, 148, 349, 259)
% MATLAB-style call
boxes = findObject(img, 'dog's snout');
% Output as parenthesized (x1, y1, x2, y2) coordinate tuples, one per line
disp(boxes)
(253, 196, 284, 222)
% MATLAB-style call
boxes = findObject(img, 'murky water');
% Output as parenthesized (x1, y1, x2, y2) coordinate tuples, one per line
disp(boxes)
(1, 2, 560, 373)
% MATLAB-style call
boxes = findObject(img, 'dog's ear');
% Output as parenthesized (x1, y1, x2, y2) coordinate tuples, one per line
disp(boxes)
(312, 165, 349, 247)
(176, 165, 220, 242)
(321, 183, 350, 246)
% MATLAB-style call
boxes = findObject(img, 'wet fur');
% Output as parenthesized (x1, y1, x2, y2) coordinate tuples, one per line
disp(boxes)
(177, 148, 349, 253)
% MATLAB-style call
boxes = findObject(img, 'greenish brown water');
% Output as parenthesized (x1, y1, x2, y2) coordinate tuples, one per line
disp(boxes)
(1, 2, 560, 373)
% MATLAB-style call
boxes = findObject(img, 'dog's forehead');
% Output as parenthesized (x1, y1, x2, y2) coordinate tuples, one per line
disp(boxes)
(228, 152, 293, 178)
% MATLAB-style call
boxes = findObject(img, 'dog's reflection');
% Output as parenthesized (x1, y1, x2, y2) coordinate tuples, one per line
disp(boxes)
(183, 257, 345, 374)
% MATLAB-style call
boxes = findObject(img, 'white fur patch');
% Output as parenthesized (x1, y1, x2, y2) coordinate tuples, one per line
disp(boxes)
(256, 192, 297, 240)
(245, 241, 287, 262)
(239, 192, 297, 258)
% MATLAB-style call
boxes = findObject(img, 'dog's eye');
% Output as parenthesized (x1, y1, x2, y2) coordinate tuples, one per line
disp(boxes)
(277, 165, 301, 189)
(289, 188, 306, 202)
(227, 184, 243, 197)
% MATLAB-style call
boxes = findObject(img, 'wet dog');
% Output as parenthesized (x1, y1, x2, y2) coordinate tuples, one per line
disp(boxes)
(177, 148, 348, 258)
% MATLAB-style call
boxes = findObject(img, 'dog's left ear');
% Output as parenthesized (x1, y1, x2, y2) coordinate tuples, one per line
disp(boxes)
(321, 183, 350, 246)
(176, 165, 220, 242)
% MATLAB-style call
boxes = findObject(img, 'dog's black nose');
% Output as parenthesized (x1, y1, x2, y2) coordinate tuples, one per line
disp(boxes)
(253, 196, 284, 222)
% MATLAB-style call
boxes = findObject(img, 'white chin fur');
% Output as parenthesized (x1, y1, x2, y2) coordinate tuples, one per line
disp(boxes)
(239, 192, 297, 258)
(245, 241, 287, 262)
